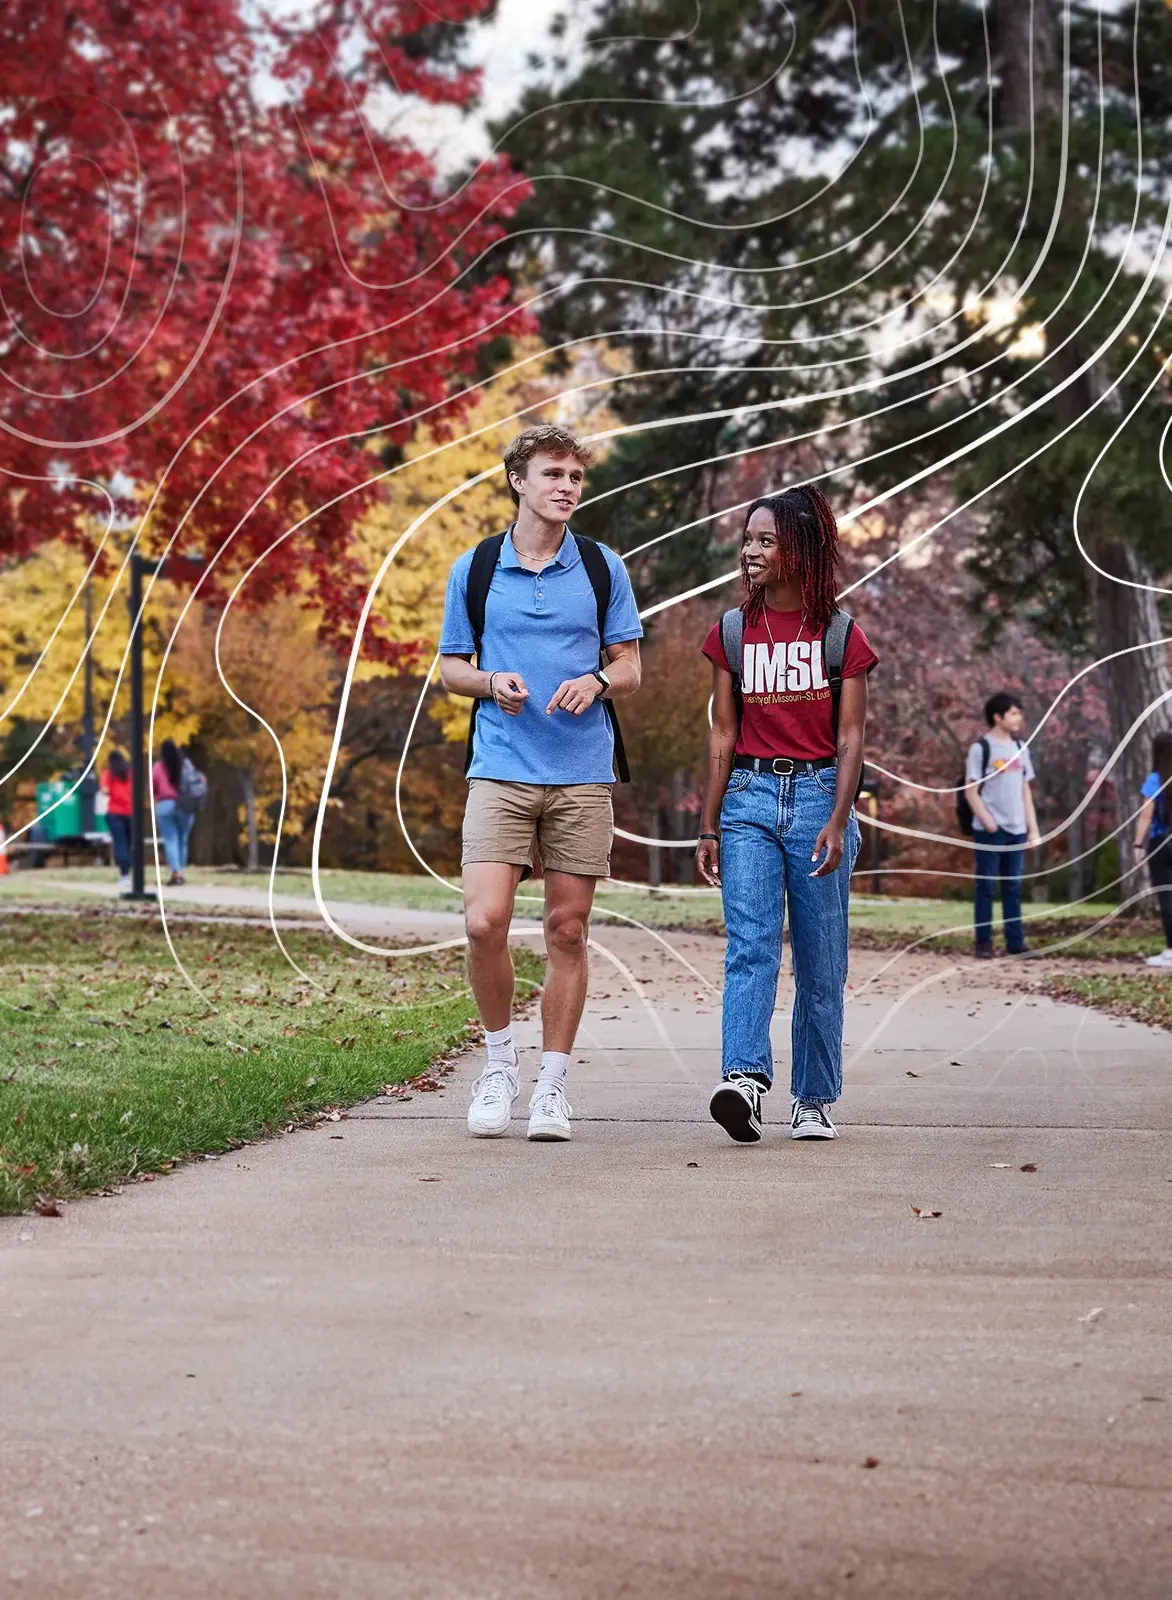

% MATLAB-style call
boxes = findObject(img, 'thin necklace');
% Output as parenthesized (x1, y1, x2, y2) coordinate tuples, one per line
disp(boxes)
(763, 600, 805, 651)
(513, 523, 561, 569)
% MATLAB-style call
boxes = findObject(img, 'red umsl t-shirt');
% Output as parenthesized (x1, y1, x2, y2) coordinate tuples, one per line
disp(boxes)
(701, 606, 879, 761)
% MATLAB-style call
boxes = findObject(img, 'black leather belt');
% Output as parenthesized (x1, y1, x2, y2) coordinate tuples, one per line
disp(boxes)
(732, 755, 837, 776)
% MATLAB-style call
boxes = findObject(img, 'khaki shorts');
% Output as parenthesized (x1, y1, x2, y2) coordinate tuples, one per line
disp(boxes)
(462, 780, 614, 879)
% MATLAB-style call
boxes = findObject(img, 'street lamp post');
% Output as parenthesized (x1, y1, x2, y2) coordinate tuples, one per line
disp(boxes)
(80, 573, 97, 835)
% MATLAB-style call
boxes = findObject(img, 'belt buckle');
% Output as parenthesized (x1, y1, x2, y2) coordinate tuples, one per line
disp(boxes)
(771, 757, 796, 776)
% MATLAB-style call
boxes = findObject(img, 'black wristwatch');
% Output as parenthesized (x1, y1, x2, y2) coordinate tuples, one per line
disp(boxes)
(593, 667, 611, 696)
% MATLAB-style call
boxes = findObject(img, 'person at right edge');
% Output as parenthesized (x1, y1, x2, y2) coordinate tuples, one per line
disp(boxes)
(695, 484, 877, 1144)
(1135, 729, 1172, 970)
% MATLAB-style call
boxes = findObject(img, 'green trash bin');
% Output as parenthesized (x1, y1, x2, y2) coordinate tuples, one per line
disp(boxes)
(34, 778, 84, 841)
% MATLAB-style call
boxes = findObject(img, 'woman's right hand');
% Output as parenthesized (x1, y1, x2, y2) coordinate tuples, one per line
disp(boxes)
(696, 835, 721, 887)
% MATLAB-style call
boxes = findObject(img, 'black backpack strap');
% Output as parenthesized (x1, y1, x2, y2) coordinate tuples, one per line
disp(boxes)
(822, 608, 855, 737)
(572, 533, 612, 640)
(978, 735, 991, 786)
(572, 534, 630, 784)
(719, 608, 745, 717)
(462, 532, 507, 777)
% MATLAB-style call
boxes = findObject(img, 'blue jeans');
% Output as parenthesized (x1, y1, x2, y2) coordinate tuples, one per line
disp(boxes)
(719, 768, 861, 1104)
(156, 798, 194, 873)
(973, 828, 1027, 951)
(106, 813, 131, 875)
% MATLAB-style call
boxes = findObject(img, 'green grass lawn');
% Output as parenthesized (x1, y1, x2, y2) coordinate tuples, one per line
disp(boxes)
(1038, 973, 1172, 1032)
(1, 865, 1161, 962)
(0, 909, 541, 1215)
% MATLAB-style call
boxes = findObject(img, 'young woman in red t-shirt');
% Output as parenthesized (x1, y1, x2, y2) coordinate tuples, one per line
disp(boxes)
(696, 485, 877, 1143)
(101, 749, 133, 890)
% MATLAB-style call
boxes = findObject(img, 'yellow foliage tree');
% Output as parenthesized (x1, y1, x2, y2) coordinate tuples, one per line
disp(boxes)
(167, 592, 336, 868)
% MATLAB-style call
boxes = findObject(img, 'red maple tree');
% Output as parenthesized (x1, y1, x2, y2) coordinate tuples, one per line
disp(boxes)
(0, 0, 530, 656)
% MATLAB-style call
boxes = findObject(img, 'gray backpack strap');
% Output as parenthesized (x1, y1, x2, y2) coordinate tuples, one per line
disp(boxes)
(719, 608, 745, 710)
(822, 608, 854, 735)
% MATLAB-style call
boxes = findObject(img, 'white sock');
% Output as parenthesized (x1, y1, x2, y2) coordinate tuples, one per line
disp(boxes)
(485, 1024, 516, 1066)
(537, 1051, 571, 1089)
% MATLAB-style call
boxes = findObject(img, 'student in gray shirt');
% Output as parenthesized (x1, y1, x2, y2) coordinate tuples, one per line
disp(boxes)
(963, 692, 1040, 958)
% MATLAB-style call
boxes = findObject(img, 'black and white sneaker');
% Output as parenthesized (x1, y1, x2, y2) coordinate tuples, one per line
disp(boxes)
(790, 1099, 837, 1140)
(709, 1074, 765, 1143)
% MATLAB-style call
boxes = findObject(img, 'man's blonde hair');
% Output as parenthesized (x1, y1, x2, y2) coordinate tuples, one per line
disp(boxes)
(502, 424, 594, 507)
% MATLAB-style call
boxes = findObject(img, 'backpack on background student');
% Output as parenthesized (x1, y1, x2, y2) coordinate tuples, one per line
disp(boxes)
(718, 606, 865, 797)
(177, 757, 209, 815)
(956, 735, 1023, 835)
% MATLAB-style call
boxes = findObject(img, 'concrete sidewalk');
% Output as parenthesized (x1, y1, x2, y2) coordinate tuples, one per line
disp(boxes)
(46, 876, 487, 941)
(3, 930, 1171, 1599)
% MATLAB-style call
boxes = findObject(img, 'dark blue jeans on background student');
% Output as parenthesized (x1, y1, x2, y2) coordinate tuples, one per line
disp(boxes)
(973, 828, 1028, 952)
(106, 813, 131, 876)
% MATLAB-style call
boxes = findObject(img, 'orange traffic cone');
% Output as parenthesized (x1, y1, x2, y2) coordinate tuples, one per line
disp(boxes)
(0, 824, 8, 876)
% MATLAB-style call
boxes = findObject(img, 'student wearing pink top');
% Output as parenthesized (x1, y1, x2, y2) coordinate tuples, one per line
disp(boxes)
(152, 738, 191, 884)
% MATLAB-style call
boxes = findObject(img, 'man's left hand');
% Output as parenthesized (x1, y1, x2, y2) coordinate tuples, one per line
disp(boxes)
(546, 674, 603, 716)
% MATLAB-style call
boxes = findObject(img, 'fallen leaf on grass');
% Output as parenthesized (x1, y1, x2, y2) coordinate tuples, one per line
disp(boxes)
(34, 1194, 63, 1217)
(282, 1025, 299, 1038)
(14, 1162, 37, 1178)
(226, 1040, 247, 1055)
(0, 1071, 15, 1085)
(304, 1075, 320, 1088)
(331, 1035, 356, 1050)
(136, 1173, 157, 1183)
(911, 1207, 943, 1220)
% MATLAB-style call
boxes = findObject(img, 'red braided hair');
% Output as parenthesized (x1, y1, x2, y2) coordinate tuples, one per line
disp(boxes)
(740, 483, 840, 632)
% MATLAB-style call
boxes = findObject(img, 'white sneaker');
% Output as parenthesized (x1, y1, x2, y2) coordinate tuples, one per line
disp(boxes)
(791, 1099, 838, 1139)
(1145, 948, 1172, 970)
(527, 1081, 572, 1141)
(467, 1060, 520, 1137)
(117, 874, 131, 892)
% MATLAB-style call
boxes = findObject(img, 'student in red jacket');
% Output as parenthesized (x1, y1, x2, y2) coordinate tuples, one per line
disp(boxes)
(101, 750, 133, 892)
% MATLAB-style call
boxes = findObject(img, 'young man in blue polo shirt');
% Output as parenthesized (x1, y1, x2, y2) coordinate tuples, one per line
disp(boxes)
(439, 425, 643, 1142)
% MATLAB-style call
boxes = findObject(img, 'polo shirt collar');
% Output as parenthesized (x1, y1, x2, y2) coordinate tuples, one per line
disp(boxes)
(501, 525, 580, 570)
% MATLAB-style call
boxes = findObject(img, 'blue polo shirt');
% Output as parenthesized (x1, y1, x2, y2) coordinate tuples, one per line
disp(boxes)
(440, 528, 643, 784)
